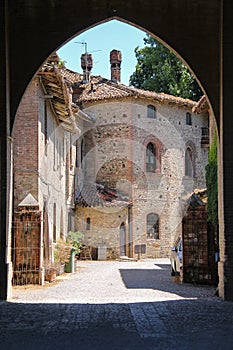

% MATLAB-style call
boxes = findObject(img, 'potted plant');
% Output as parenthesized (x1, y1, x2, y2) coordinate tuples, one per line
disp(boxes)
(67, 231, 83, 255)
(66, 231, 84, 272)
(54, 239, 72, 275)
(44, 261, 57, 282)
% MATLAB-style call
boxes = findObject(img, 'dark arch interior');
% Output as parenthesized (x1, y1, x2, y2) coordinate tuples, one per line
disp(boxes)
(7, 1, 220, 131)
(3, 0, 233, 302)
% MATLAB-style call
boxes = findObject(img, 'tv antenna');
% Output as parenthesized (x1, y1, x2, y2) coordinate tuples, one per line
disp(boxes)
(75, 42, 102, 81)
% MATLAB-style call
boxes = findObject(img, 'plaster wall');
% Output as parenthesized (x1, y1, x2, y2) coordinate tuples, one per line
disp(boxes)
(76, 206, 129, 259)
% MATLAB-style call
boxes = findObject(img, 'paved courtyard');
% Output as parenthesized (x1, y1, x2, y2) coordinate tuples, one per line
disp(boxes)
(1, 259, 233, 349)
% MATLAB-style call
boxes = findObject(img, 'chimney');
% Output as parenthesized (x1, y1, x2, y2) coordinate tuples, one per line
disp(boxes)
(110, 49, 122, 83)
(81, 53, 93, 83)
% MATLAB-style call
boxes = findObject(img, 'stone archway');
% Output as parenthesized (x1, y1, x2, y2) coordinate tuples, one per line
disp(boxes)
(1, 1, 233, 301)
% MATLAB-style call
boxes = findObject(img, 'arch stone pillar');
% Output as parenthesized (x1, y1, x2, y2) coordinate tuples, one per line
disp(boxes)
(0, 0, 233, 301)
(0, 1, 12, 300)
(218, 1, 233, 301)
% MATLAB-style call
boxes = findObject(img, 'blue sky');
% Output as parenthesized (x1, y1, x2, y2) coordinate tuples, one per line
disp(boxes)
(57, 20, 147, 86)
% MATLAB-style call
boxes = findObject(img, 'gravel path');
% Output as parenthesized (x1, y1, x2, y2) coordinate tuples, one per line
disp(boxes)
(12, 259, 215, 303)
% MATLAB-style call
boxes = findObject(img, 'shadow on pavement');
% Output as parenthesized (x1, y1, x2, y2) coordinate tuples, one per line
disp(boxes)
(119, 264, 215, 298)
(0, 298, 233, 350)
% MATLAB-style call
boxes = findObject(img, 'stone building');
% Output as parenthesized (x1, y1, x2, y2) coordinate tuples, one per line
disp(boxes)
(12, 50, 210, 280)
(12, 54, 94, 284)
(74, 50, 209, 259)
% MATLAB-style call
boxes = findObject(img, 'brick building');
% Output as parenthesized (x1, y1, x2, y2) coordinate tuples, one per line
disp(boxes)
(12, 54, 94, 284)
(74, 50, 209, 259)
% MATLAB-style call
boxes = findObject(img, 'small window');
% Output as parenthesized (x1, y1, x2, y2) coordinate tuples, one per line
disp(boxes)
(185, 147, 193, 177)
(75, 139, 79, 167)
(147, 213, 159, 239)
(81, 139, 84, 169)
(53, 203, 56, 242)
(186, 112, 192, 125)
(44, 101, 48, 155)
(86, 217, 90, 230)
(147, 105, 156, 118)
(146, 142, 156, 172)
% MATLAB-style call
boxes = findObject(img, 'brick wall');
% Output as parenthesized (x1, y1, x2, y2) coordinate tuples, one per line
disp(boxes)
(13, 78, 39, 206)
(182, 199, 215, 284)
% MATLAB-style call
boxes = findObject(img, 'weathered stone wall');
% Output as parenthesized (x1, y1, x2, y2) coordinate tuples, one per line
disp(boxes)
(76, 206, 129, 259)
(79, 99, 208, 258)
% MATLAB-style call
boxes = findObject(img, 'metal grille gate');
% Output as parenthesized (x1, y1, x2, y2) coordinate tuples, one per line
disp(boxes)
(182, 197, 215, 285)
(12, 209, 42, 285)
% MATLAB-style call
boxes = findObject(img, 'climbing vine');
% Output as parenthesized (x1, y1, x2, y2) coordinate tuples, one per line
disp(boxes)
(205, 131, 218, 234)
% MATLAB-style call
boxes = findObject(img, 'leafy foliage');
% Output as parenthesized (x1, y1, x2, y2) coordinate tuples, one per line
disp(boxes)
(67, 231, 84, 254)
(205, 131, 218, 233)
(129, 35, 202, 101)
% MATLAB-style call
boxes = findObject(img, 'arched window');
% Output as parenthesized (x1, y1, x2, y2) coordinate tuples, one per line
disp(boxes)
(186, 112, 192, 125)
(147, 213, 159, 239)
(147, 105, 156, 118)
(86, 217, 90, 230)
(146, 142, 156, 172)
(185, 147, 193, 177)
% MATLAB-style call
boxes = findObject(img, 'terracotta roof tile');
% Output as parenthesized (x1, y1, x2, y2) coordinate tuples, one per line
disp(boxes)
(192, 95, 209, 114)
(76, 76, 196, 108)
(76, 182, 130, 208)
(38, 62, 83, 131)
(60, 67, 83, 84)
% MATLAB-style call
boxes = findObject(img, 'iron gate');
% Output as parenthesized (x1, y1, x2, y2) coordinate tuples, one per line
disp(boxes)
(12, 209, 42, 285)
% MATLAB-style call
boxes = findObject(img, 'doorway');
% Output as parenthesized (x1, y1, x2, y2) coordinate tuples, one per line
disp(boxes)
(120, 222, 126, 257)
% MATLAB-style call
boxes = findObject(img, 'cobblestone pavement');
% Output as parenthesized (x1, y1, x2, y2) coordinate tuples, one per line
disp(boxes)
(1, 259, 233, 350)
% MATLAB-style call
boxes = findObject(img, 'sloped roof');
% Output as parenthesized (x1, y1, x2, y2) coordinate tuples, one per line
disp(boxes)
(37, 52, 96, 131)
(60, 66, 83, 84)
(38, 52, 205, 131)
(76, 182, 130, 208)
(38, 62, 82, 131)
(76, 76, 197, 109)
(192, 95, 209, 114)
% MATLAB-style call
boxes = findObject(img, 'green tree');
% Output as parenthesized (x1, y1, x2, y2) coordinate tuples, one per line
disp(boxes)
(129, 35, 202, 101)
(205, 131, 218, 234)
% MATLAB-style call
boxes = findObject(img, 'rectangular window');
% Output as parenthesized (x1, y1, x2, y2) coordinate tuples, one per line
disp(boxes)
(70, 133, 73, 167)
(186, 112, 192, 125)
(147, 213, 159, 239)
(44, 101, 48, 155)
(147, 105, 156, 118)
(76, 139, 79, 167)
(53, 203, 56, 242)
(86, 217, 91, 230)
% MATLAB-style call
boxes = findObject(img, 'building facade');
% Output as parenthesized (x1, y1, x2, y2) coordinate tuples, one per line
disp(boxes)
(74, 50, 209, 259)
(12, 54, 93, 284)
(12, 51, 209, 283)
